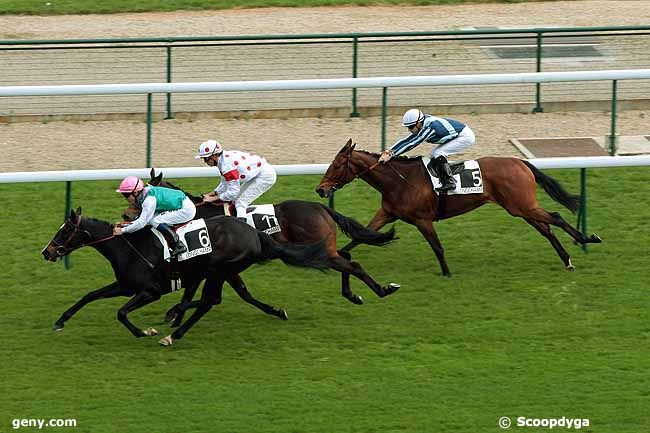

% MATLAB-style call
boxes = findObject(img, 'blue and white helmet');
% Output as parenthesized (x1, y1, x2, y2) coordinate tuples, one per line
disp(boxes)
(401, 108, 424, 127)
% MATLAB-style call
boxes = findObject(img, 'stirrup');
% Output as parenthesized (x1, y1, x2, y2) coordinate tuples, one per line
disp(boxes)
(170, 243, 187, 257)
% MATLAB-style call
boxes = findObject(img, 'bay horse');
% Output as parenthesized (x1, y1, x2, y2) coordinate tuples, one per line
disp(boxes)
(315, 139, 602, 276)
(42, 207, 329, 346)
(122, 169, 399, 326)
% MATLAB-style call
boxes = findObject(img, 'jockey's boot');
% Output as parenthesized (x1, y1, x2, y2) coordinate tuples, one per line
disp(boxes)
(426, 158, 437, 177)
(435, 156, 456, 192)
(157, 223, 187, 258)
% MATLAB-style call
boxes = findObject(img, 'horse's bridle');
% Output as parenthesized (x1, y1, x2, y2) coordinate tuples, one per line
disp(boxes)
(324, 150, 407, 192)
(48, 218, 114, 257)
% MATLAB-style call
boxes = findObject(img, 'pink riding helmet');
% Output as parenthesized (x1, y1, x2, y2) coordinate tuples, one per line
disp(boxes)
(116, 176, 144, 194)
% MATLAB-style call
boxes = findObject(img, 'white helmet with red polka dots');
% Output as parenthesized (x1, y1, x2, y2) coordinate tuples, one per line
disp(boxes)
(195, 139, 223, 159)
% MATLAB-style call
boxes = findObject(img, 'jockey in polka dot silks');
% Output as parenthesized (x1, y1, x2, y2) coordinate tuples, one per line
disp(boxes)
(196, 139, 277, 219)
(114, 176, 196, 257)
(378, 109, 476, 191)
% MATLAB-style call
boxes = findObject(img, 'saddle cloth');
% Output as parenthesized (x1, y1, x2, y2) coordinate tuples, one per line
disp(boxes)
(422, 158, 484, 195)
(151, 218, 212, 262)
(221, 202, 282, 235)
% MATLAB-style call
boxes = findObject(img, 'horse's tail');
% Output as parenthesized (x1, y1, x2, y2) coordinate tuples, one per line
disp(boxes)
(521, 160, 580, 213)
(257, 231, 330, 271)
(320, 204, 397, 246)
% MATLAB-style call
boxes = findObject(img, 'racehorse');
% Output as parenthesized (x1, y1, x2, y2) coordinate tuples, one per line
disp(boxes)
(122, 169, 399, 326)
(316, 139, 602, 276)
(42, 207, 329, 346)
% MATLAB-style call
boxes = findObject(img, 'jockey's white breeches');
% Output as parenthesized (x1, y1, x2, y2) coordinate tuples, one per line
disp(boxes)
(235, 164, 277, 217)
(151, 197, 196, 228)
(431, 126, 476, 159)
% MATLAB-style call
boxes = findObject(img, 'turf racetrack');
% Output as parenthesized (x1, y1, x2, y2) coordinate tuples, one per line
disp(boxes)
(1, 168, 648, 433)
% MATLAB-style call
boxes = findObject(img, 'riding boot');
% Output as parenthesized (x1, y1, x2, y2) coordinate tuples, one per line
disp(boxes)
(157, 223, 187, 258)
(435, 156, 456, 191)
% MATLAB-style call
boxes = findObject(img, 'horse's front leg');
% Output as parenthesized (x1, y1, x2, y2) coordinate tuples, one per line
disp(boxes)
(116, 290, 162, 338)
(414, 219, 451, 277)
(54, 281, 125, 331)
(340, 207, 395, 253)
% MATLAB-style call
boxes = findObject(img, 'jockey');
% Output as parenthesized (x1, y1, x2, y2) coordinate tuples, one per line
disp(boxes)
(113, 176, 196, 258)
(378, 108, 476, 191)
(195, 139, 277, 220)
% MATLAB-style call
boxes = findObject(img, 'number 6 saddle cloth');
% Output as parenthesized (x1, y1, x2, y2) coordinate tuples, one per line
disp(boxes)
(151, 218, 212, 262)
(422, 158, 484, 195)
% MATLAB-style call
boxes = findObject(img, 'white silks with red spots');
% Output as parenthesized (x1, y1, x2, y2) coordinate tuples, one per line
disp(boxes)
(213, 150, 277, 218)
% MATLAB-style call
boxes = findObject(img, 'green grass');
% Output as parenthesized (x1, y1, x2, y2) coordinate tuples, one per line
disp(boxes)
(0, 0, 561, 17)
(1, 168, 649, 433)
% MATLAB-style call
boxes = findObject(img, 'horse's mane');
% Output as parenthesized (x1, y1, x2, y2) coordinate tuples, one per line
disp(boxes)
(356, 149, 422, 162)
(84, 217, 113, 227)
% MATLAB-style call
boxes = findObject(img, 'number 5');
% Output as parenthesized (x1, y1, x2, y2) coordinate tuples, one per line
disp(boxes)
(472, 170, 482, 187)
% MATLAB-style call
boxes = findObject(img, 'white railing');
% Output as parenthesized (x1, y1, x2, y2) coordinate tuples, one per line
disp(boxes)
(1, 156, 649, 184)
(2, 69, 650, 97)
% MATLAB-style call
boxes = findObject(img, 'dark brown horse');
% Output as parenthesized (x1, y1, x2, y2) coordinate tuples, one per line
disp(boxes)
(123, 170, 400, 317)
(316, 139, 602, 276)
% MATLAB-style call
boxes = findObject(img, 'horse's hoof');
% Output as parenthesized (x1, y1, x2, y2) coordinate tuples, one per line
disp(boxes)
(279, 309, 289, 320)
(159, 335, 174, 346)
(566, 260, 576, 271)
(164, 313, 177, 323)
(591, 234, 602, 243)
(385, 283, 401, 295)
(144, 327, 158, 336)
(53, 323, 64, 331)
(346, 294, 364, 305)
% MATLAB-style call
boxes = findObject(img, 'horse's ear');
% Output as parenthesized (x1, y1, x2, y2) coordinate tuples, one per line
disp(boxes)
(350, 142, 356, 150)
(153, 172, 163, 185)
(345, 138, 352, 147)
(149, 168, 156, 179)
(75, 206, 82, 216)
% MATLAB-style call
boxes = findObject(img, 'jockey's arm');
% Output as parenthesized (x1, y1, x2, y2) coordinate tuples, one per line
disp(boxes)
(119, 196, 156, 234)
(215, 170, 241, 202)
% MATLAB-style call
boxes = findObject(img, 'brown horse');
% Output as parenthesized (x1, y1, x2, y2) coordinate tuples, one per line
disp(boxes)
(122, 169, 400, 315)
(316, 139, 602, 276)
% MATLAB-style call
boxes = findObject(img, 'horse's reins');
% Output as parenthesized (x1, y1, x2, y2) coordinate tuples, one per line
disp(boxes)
(51, 217, 157, 269)
(350, 155, 411, 185)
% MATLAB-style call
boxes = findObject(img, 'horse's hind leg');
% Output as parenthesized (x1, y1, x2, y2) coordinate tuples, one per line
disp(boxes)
(336, 250, 359, 305)
(529, 209, 602, 244)
(228, 274, 288, 320)
(163, 276, 226, 345)
(525, 218, 574, 270)
(165, 282, 201, 327)
(329, 255, 400, 301)
(54, 281, 124, 330)
(415, 220, 451, 277)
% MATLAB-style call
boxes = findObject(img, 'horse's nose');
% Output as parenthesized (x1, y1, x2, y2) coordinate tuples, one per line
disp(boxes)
(315, 186, 327, 198)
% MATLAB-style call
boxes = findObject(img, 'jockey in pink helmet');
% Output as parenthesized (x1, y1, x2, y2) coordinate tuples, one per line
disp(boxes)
(114, 176, 196, 258)
(195, 139, 277, 220)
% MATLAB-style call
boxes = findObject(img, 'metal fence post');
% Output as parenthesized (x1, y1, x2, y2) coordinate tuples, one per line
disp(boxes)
(381, 87, 388, 151)
(576, 168, 588, 253)
(609, 80, 618, 155)
(165, 45, 173, 119)
(350, 36, 360, 117)
(64, 181, 72, 269)
(146, 93, 153, 167)
(533, 32, 544, 113)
